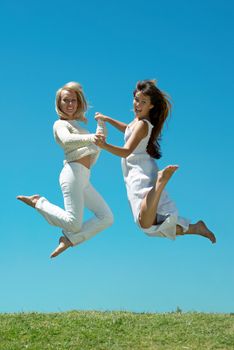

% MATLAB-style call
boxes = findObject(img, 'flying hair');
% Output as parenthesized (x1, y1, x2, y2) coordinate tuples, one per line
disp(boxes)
(134, 80, 172, 159)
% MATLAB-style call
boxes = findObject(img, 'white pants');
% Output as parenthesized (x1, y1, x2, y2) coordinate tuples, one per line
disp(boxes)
(35, 162, 113, 246)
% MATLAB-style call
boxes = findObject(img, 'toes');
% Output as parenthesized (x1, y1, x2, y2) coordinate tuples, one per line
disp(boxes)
(199, 221, 216, 244)
(50, 246, 63, 258)
(17, 195, 40, 208)
(158, 165, 178, 181)
(50, 250, 60, 258)
(166, 165, 179, 172)
(17, 196, 32, 205)
(211, 235, 216, 244)
(50, 237, 71, 258)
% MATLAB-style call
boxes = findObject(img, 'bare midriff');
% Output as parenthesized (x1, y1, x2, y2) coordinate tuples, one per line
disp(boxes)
(69, 154, 92, 169)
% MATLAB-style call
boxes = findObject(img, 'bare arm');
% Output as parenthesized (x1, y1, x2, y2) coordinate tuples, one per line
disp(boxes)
(95, 120, 148, 158)
(95, 113, 127, 133)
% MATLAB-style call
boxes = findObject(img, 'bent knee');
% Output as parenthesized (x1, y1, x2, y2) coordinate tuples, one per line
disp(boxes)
(68, 219, 82, 233)
(102, 212, 114, 228)
(106, 214, 114, 227)
(138, 217, 152, 230)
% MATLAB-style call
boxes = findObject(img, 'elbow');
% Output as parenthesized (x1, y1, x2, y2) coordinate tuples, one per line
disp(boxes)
(125, 147, 133, 157)
(61, 140, 71, 148)
(122, 150, 132, 158)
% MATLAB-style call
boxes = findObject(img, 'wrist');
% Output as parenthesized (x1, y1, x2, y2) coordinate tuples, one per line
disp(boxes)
(103, 115, 109, 122)
(91, 134, 96, 142)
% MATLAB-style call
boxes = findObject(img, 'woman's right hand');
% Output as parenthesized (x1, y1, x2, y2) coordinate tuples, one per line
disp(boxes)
(95, 112, 108, 122)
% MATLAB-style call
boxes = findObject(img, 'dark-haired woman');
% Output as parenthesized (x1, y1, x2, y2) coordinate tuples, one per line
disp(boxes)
(95, 80, 216, 243)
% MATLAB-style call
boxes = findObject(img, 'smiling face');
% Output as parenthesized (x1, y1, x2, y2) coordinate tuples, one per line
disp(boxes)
(133, 91, 154, 119)
(59, 89, 78, 119)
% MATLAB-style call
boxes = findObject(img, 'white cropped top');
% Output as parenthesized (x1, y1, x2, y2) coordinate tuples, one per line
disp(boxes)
(53, 119, 106, 165)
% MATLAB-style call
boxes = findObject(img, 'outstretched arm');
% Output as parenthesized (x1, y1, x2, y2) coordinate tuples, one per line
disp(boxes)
(95, 113, 127, 133)
(95, 120, 148, 158)
(55, 124, 95, 147)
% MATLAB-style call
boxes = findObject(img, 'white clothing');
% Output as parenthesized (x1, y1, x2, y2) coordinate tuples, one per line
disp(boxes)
(53, 119, 105, 164)
(36, 162, 113, 246)
(121, 119, 190, 240)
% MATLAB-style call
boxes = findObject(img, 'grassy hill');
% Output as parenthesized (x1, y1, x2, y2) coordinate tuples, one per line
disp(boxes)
(0, 311, 233, 349)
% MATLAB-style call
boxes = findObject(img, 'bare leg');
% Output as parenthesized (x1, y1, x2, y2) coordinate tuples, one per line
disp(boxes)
(139, 165, 179, 229)
(50, 236, 73, 258)
(17, 194, 40, 208)
(176, 220, 216, 243)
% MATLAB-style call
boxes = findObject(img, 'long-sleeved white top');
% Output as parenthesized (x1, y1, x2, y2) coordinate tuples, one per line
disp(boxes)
(53, 119, 106, 165)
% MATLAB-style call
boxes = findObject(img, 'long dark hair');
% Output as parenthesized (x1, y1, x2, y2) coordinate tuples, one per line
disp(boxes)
(133, 80, 171, 159)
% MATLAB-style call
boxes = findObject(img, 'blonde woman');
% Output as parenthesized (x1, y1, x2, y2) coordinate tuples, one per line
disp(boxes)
(17, 82, 113, 258)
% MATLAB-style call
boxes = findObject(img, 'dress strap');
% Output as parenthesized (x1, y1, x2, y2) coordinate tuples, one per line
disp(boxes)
(142, 119, 153, 128)
(142, 119, 154, 136)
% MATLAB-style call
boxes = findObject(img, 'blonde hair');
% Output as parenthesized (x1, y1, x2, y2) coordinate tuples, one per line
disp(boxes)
(55, 82, 88, 122)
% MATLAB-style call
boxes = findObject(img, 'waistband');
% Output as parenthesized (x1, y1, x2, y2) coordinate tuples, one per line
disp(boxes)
(63, 161, 91, 173)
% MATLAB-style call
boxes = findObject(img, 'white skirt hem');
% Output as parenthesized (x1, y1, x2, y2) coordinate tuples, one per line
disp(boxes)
(136, 214, 190, 240)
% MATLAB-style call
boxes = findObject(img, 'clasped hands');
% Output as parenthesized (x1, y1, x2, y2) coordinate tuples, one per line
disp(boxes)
(94, 112, 107, 147)
(94, 133, 106, 147)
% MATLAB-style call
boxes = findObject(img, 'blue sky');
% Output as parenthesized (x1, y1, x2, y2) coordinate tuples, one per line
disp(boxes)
(1, 0, 233, 313)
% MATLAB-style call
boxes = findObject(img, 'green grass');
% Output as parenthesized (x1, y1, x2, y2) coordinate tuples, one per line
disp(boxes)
(0, 311, 233, 349)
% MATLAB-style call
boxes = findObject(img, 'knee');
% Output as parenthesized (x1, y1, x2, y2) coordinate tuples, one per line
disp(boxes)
(138, 216, 151, 229)
(102, 211, 114, 228)
(68, 218, 82, 233)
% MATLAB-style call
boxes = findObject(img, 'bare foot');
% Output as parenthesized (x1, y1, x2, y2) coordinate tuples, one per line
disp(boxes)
(17, 194, 40, 208)
(196, 220, 216, 244)
(50, 236, 72, 258)
(157, 165, 179, 184)
(186, 220, 216, 243)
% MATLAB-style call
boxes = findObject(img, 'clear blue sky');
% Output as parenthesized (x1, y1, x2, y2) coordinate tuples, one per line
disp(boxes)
(1, 0, 233, 313)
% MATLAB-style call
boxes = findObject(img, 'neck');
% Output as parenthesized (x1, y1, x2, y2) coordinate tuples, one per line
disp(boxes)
(60, 116, 77, 121)
(137, 116, 150, 121)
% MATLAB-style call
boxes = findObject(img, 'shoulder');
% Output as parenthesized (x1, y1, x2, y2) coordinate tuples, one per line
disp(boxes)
(135, 119, 149, 132)
(53, 119, 69, 130)
(131, 119, 148, 139)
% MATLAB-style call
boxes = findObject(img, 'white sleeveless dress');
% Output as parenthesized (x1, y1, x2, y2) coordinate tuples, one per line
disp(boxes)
(121, 119, 190, 239)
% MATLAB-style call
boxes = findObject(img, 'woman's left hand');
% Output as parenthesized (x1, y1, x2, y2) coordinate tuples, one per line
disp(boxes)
(93, 133, 106, 147)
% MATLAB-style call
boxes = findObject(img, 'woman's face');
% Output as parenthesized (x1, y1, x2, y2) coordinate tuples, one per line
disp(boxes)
(60, 90, 78, 119)
(133, 91, 153, 118)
